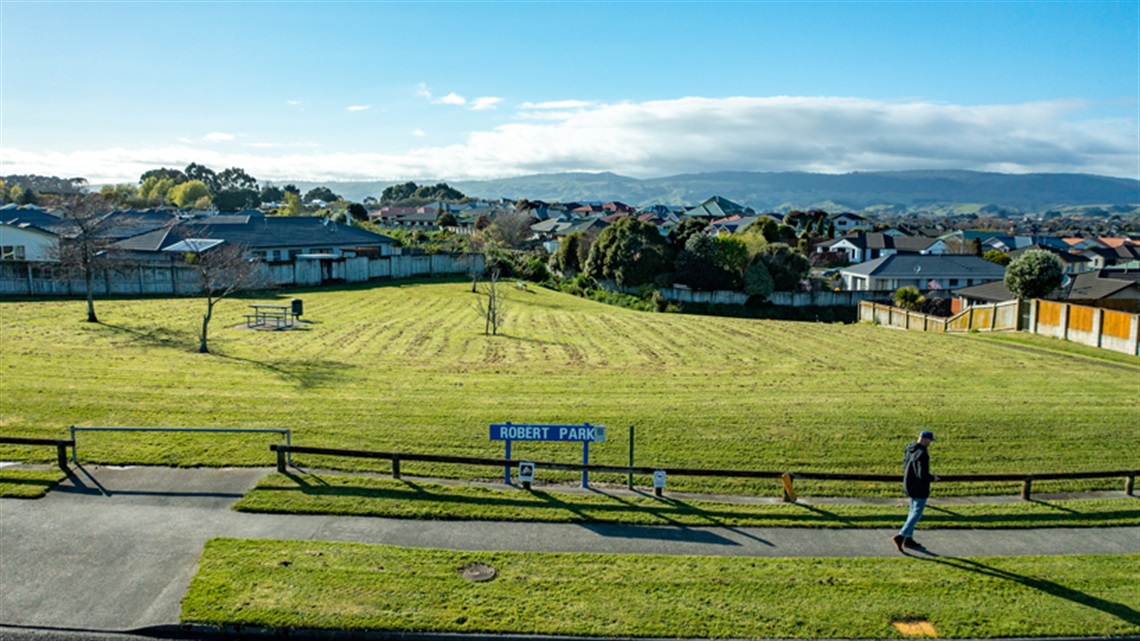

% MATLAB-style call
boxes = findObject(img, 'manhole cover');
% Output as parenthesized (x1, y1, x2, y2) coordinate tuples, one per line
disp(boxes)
(461, 563, 497, 583)
(892, 619, 938, 637)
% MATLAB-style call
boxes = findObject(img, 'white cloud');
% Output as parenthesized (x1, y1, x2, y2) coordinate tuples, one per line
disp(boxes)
(436, 92, 466, 106)
(411, 129, 426, 137)
(4, 97, 1135, 183)
(203, 132, 235, 142)
(470, 97, 504, 111)
(415, 83, 432, 99)
(347, 105, 371, 112)
(286, 100, 302, 106)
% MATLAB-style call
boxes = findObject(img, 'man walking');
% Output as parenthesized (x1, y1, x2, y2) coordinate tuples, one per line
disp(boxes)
(893, 430, 939, 552)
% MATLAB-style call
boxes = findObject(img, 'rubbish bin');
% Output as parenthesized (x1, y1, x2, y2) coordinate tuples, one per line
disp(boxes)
(291, 298, 303, 317)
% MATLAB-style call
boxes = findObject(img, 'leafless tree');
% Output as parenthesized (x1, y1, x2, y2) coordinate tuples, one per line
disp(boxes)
(51, 193, 119, 322)
(473, 265, 507, 336)
(181, 240, 264, 353)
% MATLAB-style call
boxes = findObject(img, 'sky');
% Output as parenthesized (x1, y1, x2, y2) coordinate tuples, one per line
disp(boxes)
(1, 1, 1138, 185)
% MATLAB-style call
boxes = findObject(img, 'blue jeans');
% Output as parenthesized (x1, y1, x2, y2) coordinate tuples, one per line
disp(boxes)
(900, 498, 927, 538)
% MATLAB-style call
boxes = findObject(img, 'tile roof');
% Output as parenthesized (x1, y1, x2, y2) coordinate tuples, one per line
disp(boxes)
(842, 254, 1007, 279)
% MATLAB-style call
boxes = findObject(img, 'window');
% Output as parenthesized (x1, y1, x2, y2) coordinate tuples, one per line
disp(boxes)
(1, 245, 26, 261)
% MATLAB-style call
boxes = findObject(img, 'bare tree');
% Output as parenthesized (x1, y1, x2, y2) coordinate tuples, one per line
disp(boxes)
(181, 240, 264, 353)
(473, 265, 507, 336)
(52, 193, 118, 322)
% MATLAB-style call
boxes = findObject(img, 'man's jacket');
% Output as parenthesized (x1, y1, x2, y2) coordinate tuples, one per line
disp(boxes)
(903, 442, 934, 499)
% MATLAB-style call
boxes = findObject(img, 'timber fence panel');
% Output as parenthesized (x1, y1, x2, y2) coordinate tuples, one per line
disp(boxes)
(1103, 310, 1133, 339)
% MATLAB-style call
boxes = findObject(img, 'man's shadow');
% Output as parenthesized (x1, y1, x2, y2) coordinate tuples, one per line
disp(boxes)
(909, 549, 1140, 627)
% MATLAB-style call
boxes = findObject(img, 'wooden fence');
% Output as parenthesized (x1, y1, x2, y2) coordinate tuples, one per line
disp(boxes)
(270, 444, 1136, 502)
(0, 436, 74, 470)
(860, 299, 1140, 355)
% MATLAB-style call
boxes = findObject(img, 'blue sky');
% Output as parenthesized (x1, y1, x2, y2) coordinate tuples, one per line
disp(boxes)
(2, 1, 1137, 184)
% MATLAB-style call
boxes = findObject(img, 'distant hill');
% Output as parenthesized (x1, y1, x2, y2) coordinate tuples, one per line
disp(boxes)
(288, 170, 1139, 214)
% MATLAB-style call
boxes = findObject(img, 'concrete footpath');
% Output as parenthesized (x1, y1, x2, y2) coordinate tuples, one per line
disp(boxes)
(0, 466, 1137, 634)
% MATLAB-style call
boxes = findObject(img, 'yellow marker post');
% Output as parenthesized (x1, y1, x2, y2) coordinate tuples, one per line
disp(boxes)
(781, 472, 796, 502)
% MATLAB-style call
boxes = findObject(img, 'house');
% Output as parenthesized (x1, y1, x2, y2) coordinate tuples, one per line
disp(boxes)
(0, 206, 176, 263)
(111, 214, 396, 262)
(953, 268, 1140, 313)
(707, 215, 758, 236)
(683, 196, 749, 219)
(839, 254, 1006, 292)
(817, 232, 947, 263)
(829, 213, 868, 234)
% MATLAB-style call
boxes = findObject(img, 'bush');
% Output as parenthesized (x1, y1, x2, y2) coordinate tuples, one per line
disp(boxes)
(1005, 250, 1063, 299)
(894, 286, 923, 311)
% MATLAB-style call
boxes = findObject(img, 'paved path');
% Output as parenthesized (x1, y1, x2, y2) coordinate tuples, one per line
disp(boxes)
(1, 466, 1137, 633)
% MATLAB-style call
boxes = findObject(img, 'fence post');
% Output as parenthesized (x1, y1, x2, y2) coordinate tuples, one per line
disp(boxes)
(1021, 476, 1032, 501)
(1126, 473, 1135, 497)
(56, 442, 69, 471)
(628, 425, 634, 490)
(276, 447, 287, 473)
(782, 473, 797, 502)
(392, 453, 401, 479)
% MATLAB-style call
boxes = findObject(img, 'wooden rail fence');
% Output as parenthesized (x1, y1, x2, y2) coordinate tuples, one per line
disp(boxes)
(270, 444, 1136, 502)
(0, 437, 74, 470)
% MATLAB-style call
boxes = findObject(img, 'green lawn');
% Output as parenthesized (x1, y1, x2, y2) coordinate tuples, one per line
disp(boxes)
(235, 473, 1140, 528)
(0, 468, 67, 498)
(183, 539, 1140, 638)
(2, 279, 1137, 496)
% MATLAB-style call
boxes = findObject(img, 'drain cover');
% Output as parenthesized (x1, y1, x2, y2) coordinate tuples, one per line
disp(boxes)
(892, 620, 938, 637)
(461, 563, 496, 583)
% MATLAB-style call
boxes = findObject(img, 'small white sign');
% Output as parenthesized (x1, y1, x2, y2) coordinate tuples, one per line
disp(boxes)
(653, 469, 666, 488)
(518, 461, 535, 483)
(592, 426, 606, 443)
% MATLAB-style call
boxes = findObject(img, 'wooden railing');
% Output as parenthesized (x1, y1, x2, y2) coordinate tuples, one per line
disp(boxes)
(0, 437, 75, 470)
(270, 444, 1136, 501)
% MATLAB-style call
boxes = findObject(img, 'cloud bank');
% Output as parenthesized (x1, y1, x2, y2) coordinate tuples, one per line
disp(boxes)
(3, 96, 1135, 184)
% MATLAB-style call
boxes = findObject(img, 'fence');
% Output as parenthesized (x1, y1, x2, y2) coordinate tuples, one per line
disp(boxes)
(0, 253, 483, 297)
(269, 444, 1136, 502)
(0, 436, 73, 470)
(859, 299, 1140, 355)
(600, 280, 887, 308)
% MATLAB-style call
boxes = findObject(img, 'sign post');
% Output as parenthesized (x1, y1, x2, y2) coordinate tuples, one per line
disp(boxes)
(490, 422, 606, 488)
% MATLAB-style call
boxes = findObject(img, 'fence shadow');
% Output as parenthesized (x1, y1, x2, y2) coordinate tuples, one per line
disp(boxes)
(913, 553, 1140, 627)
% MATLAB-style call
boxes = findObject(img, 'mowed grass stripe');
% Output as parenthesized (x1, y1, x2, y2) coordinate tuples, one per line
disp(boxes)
(1, 280, 1136, 496)
(183, 539, 1140, 638)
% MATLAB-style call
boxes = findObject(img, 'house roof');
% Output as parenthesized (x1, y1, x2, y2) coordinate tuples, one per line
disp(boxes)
(952, 280, 1015, 303)
(841, 254, 1007, 279)
(1064, 269, 1140, 300)
(1009, 245, 1090, 264)
(112, 215, 395, 253)
(830, 232, 938, 253)
(684, 196, 747, 219)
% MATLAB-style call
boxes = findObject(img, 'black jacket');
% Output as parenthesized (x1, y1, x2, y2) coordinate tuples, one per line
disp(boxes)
(903, 441, 934, 499)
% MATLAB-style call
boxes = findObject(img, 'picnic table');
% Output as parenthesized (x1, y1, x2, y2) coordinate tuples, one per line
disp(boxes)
(245, 304, 296, 329)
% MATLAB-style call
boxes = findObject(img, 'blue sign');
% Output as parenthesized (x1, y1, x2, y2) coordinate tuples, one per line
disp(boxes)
(490, 423, 606, 443)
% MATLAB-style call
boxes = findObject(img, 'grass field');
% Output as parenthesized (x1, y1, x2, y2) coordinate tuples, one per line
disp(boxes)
(235, 473, 1140, 528)
(1, 279, 1137, 496)
(0, 468, 67, 498)
(183, 539, 1140, 638)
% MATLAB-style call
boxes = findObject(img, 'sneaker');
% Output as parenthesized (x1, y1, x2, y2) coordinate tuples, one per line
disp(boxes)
(903, 537, 923, 549)
(891, 534, 904, 552)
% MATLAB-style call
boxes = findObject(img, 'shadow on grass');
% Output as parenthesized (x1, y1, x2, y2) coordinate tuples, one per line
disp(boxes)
(913, 552, 1140, 627)
(95, 321, 196, 351)
(214, 354, 352, 389)
(240, 475, 1140, 528)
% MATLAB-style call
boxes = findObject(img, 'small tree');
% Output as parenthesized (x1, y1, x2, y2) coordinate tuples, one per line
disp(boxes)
(436, 210, 458, 228)
(743, 260, 775, 298)
(982, 249, 1011, 266)
(1005, 249, 1064, 299)
(53, 193, 119, 322)
(184, 241, 263, 353)
(753, 243, 811, 292)
(675, 233, 732, 291)
(895, 286, 923, 311)
(474, 264, 507, 336)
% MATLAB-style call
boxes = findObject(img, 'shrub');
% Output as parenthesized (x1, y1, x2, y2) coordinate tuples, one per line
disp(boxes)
(894, 286, 923, 311)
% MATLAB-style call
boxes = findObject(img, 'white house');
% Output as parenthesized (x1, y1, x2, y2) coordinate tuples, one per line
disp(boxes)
(840, 254, 1006, 292)
(0, 220, 58, 262)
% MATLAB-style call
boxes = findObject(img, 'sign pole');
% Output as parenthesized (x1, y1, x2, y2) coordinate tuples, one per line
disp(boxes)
(627, 425, 634, 490)
(504, 439, 512, 485)
(582, 439, 589, 488)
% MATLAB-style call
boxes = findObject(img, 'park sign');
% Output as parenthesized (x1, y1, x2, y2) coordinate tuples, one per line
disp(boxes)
(490, 423, 606, 443)
(490, 422, 606, 487)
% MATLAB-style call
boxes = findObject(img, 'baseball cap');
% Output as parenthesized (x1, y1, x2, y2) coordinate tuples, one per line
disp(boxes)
(919, 430, 936, 441)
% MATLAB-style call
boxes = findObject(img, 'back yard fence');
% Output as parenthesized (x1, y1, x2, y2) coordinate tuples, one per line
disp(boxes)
(859, 299, 1140, 355)
(268, 444, 1137, 502)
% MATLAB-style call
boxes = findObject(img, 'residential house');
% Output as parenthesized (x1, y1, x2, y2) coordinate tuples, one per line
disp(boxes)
(112, 214, 396, 262)
(0, 205, 175, 263)
(817, 232, 947, 264)
(840, 254, 1006, 292)
(828, 213, 868, 234)
(707, 215, 759, 236)
(683, 196, 750, 219)
(1008, 245, 1093, 274)
(953, 268, 1140, 313)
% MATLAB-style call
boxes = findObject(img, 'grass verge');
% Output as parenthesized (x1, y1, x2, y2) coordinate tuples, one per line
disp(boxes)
(234, 473, 1140, 528)
(182, 538, 1140, 638)
(0, 468, 67, 498)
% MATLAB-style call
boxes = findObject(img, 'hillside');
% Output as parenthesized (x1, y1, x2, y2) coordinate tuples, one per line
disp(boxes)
(289, 170, 1140, 213)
